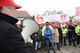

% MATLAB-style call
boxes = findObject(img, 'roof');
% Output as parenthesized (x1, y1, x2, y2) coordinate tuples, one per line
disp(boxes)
(16, 11, 32, 18)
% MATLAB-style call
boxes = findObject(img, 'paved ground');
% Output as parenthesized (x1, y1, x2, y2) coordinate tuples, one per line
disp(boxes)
(36, 45, 80, 53)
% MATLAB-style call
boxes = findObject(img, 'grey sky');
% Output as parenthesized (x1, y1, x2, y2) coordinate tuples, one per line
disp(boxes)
(14, 0, 80, 16)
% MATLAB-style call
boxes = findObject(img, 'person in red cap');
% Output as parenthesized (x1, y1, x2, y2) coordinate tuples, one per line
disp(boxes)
(52, 24, 61, 50)
(57, 23, 63, 47)
(0, 0, 34, 53)
(68, 22, 76, 47)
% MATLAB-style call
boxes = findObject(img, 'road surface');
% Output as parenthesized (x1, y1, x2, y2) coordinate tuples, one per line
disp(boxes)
(37, 45, 80, 53)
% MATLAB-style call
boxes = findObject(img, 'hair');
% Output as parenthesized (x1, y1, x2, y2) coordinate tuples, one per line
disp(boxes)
(46, 22, 49, 23)
(0, 7, 2, 12)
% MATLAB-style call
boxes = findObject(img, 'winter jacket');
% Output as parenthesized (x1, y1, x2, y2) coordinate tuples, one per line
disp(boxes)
(75, 25, 80, 35)
(57, 27, 63, 42)
(42, 25, 52, 36)
(0, 12, 34, 53)
(44, 28, 53, 39)
(62, 28, 68, 37)
(52, 28, 59, 43)
(68, 25, 75, 35)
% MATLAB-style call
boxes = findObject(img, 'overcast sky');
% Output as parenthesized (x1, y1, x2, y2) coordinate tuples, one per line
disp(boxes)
(14, 0, 80, 16)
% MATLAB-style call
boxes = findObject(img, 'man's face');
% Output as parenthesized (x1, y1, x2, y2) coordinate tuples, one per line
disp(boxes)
(57, 25, 60, 28)
(53, 26, 56, 28)
(63, 27, 65, 29)
(2, 6, 17, 18)
(46, 25, 50, 29)
(79, 23, 80, 26)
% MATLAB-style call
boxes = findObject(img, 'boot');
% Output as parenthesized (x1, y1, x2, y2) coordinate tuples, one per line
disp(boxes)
(79, 44, 80, 48)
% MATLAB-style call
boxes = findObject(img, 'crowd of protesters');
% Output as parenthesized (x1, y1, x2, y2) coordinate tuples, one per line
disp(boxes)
(2, 0, 80, 53)
(29, 22, 80, 53)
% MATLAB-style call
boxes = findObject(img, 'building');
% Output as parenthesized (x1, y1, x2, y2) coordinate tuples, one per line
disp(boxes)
(16, 11, 32, 27)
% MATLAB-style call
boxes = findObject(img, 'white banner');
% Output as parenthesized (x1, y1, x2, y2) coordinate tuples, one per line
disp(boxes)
(35, 14, 70, 24)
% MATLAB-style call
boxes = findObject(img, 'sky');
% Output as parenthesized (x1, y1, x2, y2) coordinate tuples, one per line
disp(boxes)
(14, 0, 80, 16)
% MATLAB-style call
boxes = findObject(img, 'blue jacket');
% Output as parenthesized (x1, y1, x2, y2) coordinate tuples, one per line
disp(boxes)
(44, 28, 53, 39)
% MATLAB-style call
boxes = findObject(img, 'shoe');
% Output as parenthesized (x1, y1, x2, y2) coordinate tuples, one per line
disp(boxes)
(68, 44, 71, 46)
(79, 45, 80, 48)
(58, 48, 61, 51)
(74, 45, 77, 47)
(38, 48, 41, 50)
(54, 51, 56, 53)
(64, 45, 67, 46)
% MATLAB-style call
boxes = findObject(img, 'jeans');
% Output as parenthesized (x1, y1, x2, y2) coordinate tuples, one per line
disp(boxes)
(77, 35, 79, 44)
(63, 36, 67, 46)
(68, 35, 76, 46)
(35, 41, 41, 50)
(54, 43, 60, 50)
(45, 38, 56, 53)
(59, 38, 63, 47)
(77, 35, 80, 47)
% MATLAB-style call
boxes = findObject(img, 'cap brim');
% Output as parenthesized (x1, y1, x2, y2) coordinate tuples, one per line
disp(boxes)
(11, 0, 22, 9)
(13, 4, 22, 9)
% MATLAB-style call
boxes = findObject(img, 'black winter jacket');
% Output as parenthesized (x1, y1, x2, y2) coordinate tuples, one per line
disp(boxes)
(0, 12, 34, 53)
(68, 25, 75, 35)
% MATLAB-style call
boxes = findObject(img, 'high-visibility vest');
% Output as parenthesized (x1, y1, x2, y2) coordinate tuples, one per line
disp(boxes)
(62, 28, 68, 36)
(75, 25, 80, 34)
(42, 25, 52, 36)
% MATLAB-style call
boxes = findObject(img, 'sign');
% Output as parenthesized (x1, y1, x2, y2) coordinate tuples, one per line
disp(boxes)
(35, 16, 45, 24)
(76, 7, 80, 12)
(61, 14, 66, 20)
(75, 7, 80, 16)
(35, 14, 69, 24)
(44, 15, 61, 22)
